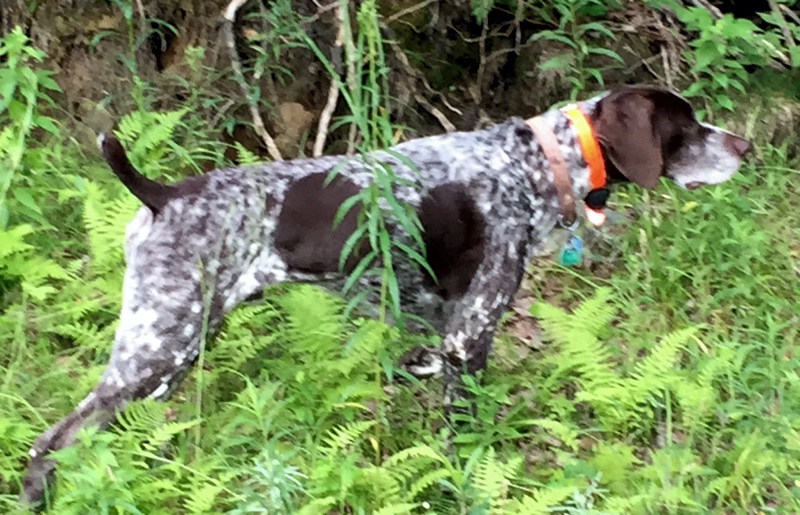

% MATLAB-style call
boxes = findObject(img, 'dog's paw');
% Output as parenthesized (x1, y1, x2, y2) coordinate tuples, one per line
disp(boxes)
(20, 451, 55, 512)
(398, 345, 444, 380)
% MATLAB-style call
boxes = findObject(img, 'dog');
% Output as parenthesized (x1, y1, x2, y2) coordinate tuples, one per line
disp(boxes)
(22, 84, 750, 506)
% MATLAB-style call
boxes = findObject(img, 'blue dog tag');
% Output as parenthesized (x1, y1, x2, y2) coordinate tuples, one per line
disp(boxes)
(559, 234, 584, 266)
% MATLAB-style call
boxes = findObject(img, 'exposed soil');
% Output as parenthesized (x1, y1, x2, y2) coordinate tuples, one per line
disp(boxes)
(2, 1, 799, 158)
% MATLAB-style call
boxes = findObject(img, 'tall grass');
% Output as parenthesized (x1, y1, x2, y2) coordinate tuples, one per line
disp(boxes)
(0, 1, 799, 513)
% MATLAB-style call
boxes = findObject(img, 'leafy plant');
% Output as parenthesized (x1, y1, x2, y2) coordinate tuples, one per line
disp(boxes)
(0, 26, 61, 229)
(2, 3, 800, 514)
(676, 8, 778, 116)
(530, 0, 624, 100)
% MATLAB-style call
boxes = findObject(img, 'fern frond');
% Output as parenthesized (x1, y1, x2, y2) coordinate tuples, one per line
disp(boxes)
(295, 496, 337, 515)
(384, 445, 449, 468)
(212, 303, 280, 368)
(372, 503, 417, 515)
(360, 465, 402, 504)
(408, 469, 452, 500)
(234, 141, 262, 165)
(674, 346, 733, 430)
(113, 399, 168, 435)
(630, 327, 696, 382)
(131, 109, 188, 158)
(83, 181, 141, 271)
(320, 420, 376, 455)
(51, 321, 103, 348)
(183, 479, 226, 514)
(507, 486, 575, 514)
(281, 285, 346, 359)
(0, 224, 34, 260)
(533, 297, 619, 392)
(571, 286, 616, 335)
(603, 494, 648, 512)
(673, 380, 716, 431)
(527, 419, 580, 452)
(144, 420, 201, 452)
(472, 447, 520, 513)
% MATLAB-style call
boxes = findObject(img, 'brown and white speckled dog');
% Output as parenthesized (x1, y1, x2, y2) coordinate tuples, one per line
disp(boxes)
(23, 85, 750, 505)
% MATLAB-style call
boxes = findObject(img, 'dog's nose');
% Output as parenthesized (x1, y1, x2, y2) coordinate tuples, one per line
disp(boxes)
(725, 134, 751, 158)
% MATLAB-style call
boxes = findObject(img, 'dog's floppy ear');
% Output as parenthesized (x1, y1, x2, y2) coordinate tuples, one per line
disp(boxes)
(592, 88, 663, 189)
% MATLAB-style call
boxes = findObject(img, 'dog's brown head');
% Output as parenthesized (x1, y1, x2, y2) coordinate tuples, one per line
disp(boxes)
(590, 85, 751, 190)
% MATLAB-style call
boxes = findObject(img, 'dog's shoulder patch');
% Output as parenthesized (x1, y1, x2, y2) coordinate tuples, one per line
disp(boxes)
(419, 182, 486, 300)
(275, 172, 363, 273)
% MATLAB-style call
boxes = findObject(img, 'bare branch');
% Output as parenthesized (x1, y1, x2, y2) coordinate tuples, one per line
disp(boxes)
(385, 0, 437, 24)
(313, 2, 345, 157)
(381, 24, 458, 133)
(414, 94, 456, 133)
(134, 0, 147, 34)
(769, 0, 796, 66)
(223, 0, 283, 161)
(688, 0, 723, 19)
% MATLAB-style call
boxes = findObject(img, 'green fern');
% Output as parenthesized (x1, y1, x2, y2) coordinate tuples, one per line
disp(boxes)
(532, 294, 622, 404)
(233, 141, 262, 165)
(116, 109, 190, 177)
(571, 287, 617, 336)
(472, 447, 522, 513)
(113, 398, 171, 436)
(527, 418, 580, 452)
(674, 346, 734, 431)
(532, 290, 705, 431)
(372, 503, 418, 514)
(628, 327, 697, 392)
(144, 419, 201, 453)
(507, 485, 577, 514)
(0, 224, 71, 301)
(211, 303, 280, 370)
(320, 420, 377, 454)
(295, 496, 337, 515)
(281, 285, 347, 360)
(83, 181, 141, 272)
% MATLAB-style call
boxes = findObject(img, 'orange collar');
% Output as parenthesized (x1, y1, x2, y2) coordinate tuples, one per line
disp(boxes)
(561, 104, 608, 226)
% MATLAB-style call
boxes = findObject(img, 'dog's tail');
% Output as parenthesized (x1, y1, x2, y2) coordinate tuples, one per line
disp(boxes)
(97, 133, 176, 215)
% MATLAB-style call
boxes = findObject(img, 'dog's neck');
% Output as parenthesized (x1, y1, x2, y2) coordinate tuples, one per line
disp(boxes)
(525, 94, 609, 225)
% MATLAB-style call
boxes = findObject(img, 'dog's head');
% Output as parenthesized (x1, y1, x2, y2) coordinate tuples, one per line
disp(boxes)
(590, 85, 751, 190)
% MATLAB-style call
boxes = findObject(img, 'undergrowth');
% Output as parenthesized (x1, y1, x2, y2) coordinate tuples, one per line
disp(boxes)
(1, 1, 799, 514)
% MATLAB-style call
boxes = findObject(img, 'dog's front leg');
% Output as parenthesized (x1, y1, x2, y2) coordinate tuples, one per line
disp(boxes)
(402, 222, 529, 417)
(439, 251, 525, 415)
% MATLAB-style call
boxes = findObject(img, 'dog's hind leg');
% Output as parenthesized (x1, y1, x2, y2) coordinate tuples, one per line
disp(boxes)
(22, 267, 217, 508)
(21, 209, 244, 507)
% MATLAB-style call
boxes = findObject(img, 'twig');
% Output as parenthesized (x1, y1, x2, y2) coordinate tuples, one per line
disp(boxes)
(210, 99, 236, 129)
(223, 0, 283, 161)
(382, 24, 462, 117)
(660, 47, 673, 89)
(780, 4, 800, 26)
(474, 15, 489, 106)
(313, 3, 345, 156)
(385, 0, 437, 24)
(134, 0, 147, 34)
(381, 25, 458, 132)
(414, 94, 456, 133)
(688, 0, 722, 19)
(768, 0, 796, 66)
(335, 2, 359, 154)
(514, 0, 523, 53)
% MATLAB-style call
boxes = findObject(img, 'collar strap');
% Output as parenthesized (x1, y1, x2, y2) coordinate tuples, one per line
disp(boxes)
(525, 105, 608, 228)
(526, 116, 579, 227)
(561, 104, 607, 191)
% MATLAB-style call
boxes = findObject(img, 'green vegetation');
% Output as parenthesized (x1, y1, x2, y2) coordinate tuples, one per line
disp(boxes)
(1, 0, 799, 513)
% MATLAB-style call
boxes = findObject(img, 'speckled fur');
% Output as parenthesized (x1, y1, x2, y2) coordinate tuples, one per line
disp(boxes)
(23, 88, 749, 506)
